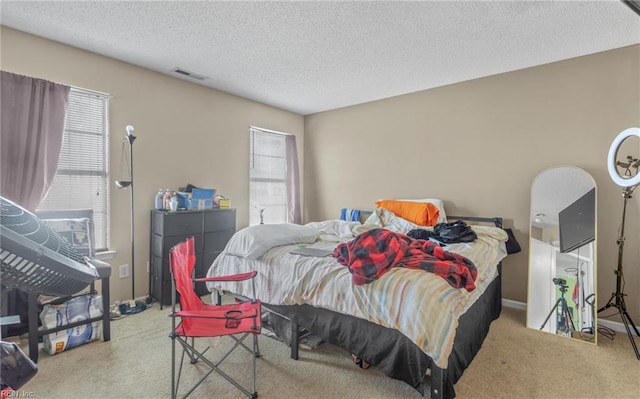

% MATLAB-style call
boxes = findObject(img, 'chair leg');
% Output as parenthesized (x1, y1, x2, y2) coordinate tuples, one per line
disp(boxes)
(173, 337, 210, 399)
(290, 320, 299, 360)
(253, 333, 258, 396)
(188, 337, 197, 364)
(171, 337, 191, 399)
(232, 334, 259, 356)
(27, 292, 39, 363)
(171, 334, 177, 399)
(182, 346, 215, 399)
(254, 337, 261, 358)
(172, 334, 259, 399)
(101, 277, 111, 341)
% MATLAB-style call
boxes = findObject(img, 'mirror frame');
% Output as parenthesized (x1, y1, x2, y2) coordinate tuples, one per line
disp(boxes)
(526, 165, 597, 344)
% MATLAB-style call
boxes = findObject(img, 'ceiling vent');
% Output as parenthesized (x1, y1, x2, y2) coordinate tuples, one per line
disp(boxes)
(172, 68, 207, 81)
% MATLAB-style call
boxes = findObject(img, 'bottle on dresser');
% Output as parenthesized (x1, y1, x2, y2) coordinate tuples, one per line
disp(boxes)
(154, 189, 164, 210)
(170, 192, 179, 212)
(163, 189, 172, 210)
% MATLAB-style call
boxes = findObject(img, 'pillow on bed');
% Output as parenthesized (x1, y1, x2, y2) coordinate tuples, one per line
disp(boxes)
(305, 220, 360, 240)
(364, 208, 423, 234)
(224, 223, 319, 259)
(375, 199, 440, 226)
(397, 198, 447, 223)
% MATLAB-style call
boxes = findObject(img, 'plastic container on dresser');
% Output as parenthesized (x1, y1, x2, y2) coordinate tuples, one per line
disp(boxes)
(154, 189, 164, 210)
(148, 208, 236, 308)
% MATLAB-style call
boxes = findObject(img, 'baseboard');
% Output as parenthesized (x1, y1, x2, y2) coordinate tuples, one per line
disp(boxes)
(502, 299, 629, 334)
(502, 298, 527, 311)
(597, 318, 632, 334)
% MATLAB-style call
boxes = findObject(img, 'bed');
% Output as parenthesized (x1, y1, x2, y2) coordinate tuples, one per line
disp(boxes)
(205, 205, 508, 399)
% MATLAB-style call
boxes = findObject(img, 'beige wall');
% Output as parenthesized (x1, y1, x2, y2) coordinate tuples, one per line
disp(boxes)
(1, 27, 304, 302)
(2, 26, 639, 322)
(304, 45, 640, 322)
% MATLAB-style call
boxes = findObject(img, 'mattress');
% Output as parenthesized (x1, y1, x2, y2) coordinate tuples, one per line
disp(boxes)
(206, 220, 507, 369)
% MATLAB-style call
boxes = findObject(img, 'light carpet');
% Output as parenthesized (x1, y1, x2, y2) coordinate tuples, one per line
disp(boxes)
(15, 306, 640, 398)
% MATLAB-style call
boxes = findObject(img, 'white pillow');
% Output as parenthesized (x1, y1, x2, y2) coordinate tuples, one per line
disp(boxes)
(224, 224, 319, 259)
(305, 220, 359, 238)
(364, 208, 423, 234)
(397, 198, 447, 223)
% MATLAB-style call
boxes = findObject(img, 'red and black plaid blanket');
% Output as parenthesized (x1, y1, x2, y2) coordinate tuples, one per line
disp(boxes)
(332, 228, 478, 291)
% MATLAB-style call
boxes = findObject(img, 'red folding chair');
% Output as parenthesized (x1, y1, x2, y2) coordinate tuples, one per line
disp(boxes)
(169, 237, 261, 399)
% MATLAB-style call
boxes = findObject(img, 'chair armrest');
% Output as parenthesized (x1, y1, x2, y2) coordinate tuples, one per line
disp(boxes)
(87, 258, 111, 279)
(171, 308, 259, 320)
(194, 271, 257, 283)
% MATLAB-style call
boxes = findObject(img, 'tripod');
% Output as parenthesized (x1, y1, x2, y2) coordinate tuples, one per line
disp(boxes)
(541, 280, 575, 336)
(598, 186, 640, 360)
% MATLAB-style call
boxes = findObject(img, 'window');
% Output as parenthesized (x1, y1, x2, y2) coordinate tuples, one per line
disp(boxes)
(249, 127, 288, 225)
(37, 87, 110, 251)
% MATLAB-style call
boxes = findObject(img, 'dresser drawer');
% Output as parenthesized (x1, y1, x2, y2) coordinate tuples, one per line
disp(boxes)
(204, 209, 236, 232)
(150, 255, 166, 281)
(152, 233, 203, 259)
(153, 211, 203, 236)
(194, 256, 210, 297)
(150, 276, 176, 306)
(204, 230, 235, 252)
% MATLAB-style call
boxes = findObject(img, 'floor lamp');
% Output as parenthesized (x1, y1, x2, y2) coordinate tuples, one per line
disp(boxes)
(115, 125, 136, 300)
(598, 127, 640, 360)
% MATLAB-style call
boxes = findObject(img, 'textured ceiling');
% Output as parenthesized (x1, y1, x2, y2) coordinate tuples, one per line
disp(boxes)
(1, 1, 639, 115)
(531, 166, 595, 229)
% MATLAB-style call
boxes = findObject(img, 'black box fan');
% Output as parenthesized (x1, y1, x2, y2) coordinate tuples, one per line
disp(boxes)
(0, 196, 98, 296)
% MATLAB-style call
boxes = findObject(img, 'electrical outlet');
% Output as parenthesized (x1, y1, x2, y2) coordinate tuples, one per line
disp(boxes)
(119, 264, 129, 279)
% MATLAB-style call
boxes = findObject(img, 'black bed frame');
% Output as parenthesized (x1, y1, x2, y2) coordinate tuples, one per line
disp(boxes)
(261, 216, 504, 399)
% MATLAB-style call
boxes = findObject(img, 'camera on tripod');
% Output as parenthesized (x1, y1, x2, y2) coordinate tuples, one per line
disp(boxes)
(552, 277, 567, 286)
(552, 277, 568, 293)
(540, 276, 575, 335)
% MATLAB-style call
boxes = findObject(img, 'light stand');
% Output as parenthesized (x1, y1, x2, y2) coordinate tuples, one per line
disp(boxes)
(598, 127, 640, 360)
(115, 125, 136, 300)
(598, 184, 640, 359)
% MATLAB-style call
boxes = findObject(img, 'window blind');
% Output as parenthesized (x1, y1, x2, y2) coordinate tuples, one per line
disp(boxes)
(250, 127, 287, 225)
(38, 87, 110, 251)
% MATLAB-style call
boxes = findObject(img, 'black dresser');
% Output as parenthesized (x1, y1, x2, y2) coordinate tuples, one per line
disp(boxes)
(149, 208, 236, 307)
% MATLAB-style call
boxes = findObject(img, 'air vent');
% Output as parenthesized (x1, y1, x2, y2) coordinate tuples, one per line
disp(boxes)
(172, 68, 207, 81)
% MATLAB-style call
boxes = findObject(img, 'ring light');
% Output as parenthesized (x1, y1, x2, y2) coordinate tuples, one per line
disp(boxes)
(607, 127, 640, 187)
(601, 126, 640, 360)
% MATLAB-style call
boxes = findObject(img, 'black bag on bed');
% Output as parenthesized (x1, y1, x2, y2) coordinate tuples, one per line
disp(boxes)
(433, 220, 477, 244)
(503, 228, 522, 254)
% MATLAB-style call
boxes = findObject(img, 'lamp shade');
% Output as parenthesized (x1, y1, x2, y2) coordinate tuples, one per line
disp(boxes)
(115, 180, 132, 189)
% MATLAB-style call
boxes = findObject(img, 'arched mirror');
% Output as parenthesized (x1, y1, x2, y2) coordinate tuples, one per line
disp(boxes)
(526, 166, 597, 344)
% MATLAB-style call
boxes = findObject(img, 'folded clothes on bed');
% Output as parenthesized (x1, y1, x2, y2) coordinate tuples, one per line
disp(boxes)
(332, 228, 478, 291)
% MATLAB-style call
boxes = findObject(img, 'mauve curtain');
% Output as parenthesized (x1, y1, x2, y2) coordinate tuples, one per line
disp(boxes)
(285, 134, 301, 224)
(0, 71, 70, 211)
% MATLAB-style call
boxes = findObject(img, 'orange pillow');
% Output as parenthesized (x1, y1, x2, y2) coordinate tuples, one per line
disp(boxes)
(375, 200, 440, 226)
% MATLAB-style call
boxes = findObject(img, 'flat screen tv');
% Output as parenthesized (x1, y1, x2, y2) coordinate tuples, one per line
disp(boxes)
(559, 188, 595, 254)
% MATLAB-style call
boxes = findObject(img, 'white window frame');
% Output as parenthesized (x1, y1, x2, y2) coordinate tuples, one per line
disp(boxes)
(37, 87, 110, 252)
(249, 127, 289, 225)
